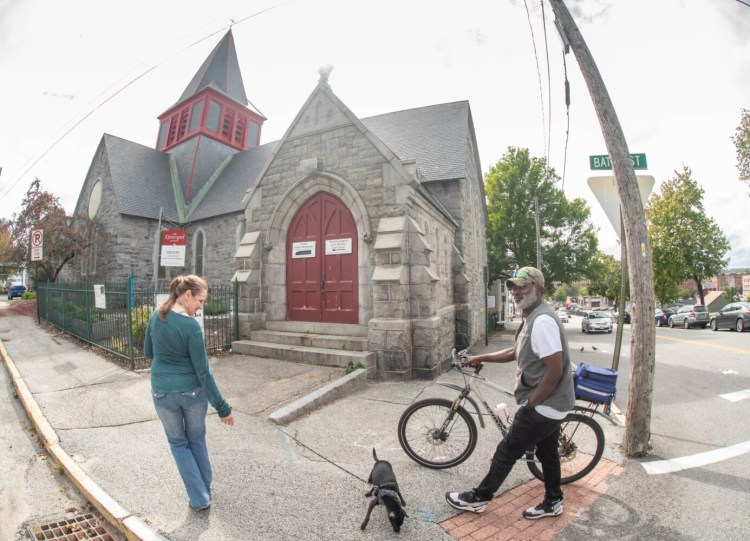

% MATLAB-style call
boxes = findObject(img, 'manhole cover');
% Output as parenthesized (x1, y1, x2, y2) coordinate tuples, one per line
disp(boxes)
(26, 512, 118, 540)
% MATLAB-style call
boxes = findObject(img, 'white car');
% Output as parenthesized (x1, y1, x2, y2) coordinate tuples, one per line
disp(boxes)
(582, 311, 613, 333)
(556, 310, 569, 323)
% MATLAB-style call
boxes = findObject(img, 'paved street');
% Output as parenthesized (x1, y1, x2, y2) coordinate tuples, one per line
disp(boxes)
(1, 302, 749, 540)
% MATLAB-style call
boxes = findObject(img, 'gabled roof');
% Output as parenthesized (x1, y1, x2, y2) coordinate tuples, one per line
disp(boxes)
(99, 100, 477, 224)
(102, 135, 177, 220)
(175, 29, 248, 108)
(703, 290, 727, 307)
(361, 101, 471, 182)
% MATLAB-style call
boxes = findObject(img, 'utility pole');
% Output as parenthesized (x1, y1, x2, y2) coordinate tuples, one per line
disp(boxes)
(549, 0, 656, 457)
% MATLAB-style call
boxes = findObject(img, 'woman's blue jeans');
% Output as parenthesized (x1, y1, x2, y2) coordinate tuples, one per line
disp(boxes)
(152, 386, 212, 509)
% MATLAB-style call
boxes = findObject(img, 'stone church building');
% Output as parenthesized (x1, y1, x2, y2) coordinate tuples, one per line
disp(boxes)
(71, 30, 488, 380)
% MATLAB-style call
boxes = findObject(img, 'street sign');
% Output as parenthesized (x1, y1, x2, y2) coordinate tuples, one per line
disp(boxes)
(587, 176, 655, 238)
(589, 153, 647, 170)
(30, 229, 43, 261)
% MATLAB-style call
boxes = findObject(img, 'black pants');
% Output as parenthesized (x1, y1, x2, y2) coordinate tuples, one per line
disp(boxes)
(474, 406, 563, 502)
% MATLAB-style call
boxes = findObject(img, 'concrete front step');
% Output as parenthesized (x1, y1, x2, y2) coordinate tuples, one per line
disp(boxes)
(250, 329, 368, 351)
(232, 340, 375, 370)
(264, 320, 368, 337)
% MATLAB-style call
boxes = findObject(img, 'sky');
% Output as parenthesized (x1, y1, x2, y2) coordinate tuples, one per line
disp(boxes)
(1, 0, 749, 268)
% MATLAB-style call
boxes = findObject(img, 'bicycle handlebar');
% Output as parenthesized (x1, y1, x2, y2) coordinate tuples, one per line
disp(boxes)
(450, 348, 483, 373)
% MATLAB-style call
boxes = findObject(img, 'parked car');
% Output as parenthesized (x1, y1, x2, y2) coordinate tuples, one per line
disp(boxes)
(668, 304, 709, 329)
(613, 310, 631, 324)
(655, 309, 675, 327)
(582, 310, 613, 333)
(709, 302, 750, 332)
(556, 310, 569, 323)
(7, 282, 27, 299)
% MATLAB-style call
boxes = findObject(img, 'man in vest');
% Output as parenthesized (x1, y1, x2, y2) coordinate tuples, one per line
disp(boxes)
(446, 266, 575, 519)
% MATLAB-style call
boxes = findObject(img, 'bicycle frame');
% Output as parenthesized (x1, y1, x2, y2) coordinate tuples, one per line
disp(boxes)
(437, 364, 515, 435)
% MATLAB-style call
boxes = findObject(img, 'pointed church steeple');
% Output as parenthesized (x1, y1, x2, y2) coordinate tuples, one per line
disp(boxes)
(155, 29, 265, 152)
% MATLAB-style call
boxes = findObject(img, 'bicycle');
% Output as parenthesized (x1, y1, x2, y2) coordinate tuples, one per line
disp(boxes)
(397, 349, 607, 484)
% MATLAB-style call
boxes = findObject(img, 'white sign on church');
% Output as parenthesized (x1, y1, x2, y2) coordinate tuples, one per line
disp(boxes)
(325, 238, 352, 255)
(292, 241, 316, 258)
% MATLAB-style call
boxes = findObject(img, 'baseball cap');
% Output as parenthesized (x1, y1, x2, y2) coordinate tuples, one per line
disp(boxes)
(506, 267, 545, 289)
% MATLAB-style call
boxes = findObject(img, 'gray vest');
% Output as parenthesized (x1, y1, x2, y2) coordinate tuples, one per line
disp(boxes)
(514, 303, 575, 412)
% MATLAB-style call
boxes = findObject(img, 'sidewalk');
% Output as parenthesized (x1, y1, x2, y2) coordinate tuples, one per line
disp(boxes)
(0, 310, 625, 541)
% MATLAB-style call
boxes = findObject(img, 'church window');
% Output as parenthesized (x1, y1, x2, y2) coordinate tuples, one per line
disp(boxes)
(189, 100, 203, 132)
(221, 107, 235, 139)
(234, 115, 246, 146)
(195, 230, 205, 276)
(206, 100, 221, 132)
(167, 113, 179, 145)
(176, 107, 189, 140)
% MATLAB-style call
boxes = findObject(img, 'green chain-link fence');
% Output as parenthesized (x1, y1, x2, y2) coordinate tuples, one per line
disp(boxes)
(37, 278, 238, 370)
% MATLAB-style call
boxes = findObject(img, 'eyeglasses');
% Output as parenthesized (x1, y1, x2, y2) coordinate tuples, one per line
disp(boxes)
(511, 269, 530, 280)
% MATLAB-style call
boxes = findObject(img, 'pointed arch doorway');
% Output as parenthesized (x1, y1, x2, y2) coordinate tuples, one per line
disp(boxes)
(286, 192, 359, 323)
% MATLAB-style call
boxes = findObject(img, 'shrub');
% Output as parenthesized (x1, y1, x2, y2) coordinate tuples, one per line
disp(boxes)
(203, 299, 228, 316)
(131, 304, 154, 352)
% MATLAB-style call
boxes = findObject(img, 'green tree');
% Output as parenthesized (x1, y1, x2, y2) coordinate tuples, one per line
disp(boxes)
(732, 108, 750, 193)
(645, 166, 730, 306)
(587, 252, 628, 305)
(8, 179, 85, 284)
(485, 147, 599, 289)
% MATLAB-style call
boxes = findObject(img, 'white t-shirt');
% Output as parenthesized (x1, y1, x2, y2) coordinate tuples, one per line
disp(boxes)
(527, 314, 568, 420)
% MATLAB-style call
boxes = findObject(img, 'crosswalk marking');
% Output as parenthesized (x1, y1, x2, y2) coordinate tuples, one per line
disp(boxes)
(642, 440, 750, 474)
(720, 389, 750, 402)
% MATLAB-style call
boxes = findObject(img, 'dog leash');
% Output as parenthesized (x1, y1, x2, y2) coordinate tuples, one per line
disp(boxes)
(271, 422, 440, 526)
(270, 422, 370, 485)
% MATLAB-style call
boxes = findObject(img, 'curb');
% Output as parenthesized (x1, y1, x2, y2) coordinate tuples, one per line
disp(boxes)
(268, 367, 368, 425)
(0, 340, 169, 541)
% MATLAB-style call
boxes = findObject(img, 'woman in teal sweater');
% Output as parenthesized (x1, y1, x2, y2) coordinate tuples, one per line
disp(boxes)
(144, 275, 234, 511)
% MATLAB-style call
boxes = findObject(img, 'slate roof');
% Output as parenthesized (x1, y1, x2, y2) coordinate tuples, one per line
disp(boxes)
(102, 100, 473, 223)
(174, 29, 248, 109)
(361, 101, 470, 182)
(187, 142, 277, 221)
(103, 135, 176, 220)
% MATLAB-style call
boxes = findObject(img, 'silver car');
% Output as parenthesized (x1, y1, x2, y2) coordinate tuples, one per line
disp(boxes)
(582, 311, 613, 334)
(668, 304, 709, 329)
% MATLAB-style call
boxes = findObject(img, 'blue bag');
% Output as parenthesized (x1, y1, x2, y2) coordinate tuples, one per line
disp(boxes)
(574, 363, 618, 404)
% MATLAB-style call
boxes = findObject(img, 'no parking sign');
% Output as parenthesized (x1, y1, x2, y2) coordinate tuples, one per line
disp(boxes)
(30, 229, 43, 261)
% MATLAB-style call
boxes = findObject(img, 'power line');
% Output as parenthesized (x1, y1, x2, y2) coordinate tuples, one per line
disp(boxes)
(541, 0, 553, 168)
(561, 49, 571, 190)
(522, 0, 548, 163)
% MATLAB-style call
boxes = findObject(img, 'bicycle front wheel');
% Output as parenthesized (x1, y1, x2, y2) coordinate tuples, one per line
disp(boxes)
(398, 398, 478, 469)
(526, 412, 605, 484)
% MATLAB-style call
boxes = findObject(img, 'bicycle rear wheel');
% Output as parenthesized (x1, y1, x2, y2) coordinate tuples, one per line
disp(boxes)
(526, 412, 605, 484)
(398, 398, 478, 469)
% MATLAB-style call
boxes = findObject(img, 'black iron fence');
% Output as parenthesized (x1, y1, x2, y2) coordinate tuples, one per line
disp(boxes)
(37, 279, 239, 370)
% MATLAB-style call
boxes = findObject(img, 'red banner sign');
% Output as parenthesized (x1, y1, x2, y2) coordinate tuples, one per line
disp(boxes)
(160, 229, 187, 267)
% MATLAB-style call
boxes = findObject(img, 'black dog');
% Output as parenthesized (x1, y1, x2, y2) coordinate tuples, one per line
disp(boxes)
(361, 448, 408, 532)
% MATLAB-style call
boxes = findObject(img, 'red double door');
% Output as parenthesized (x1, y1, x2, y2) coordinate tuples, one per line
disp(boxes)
(286, 193, 358, 323)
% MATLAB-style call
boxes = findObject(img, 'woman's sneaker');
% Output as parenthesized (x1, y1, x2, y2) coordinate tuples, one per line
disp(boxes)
(445, 490, 490, 513)
(522, 497, 562, 519)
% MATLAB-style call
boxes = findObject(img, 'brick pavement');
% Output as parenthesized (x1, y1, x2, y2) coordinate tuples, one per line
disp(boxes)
(440, 458, 623, 541)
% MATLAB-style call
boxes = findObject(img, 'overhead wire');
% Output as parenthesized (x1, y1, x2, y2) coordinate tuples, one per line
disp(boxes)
(522, 0, 548, 165)
(0, 0, 294, 204)
(541, 0, 553, 170)
(561, 48, 571, 190)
